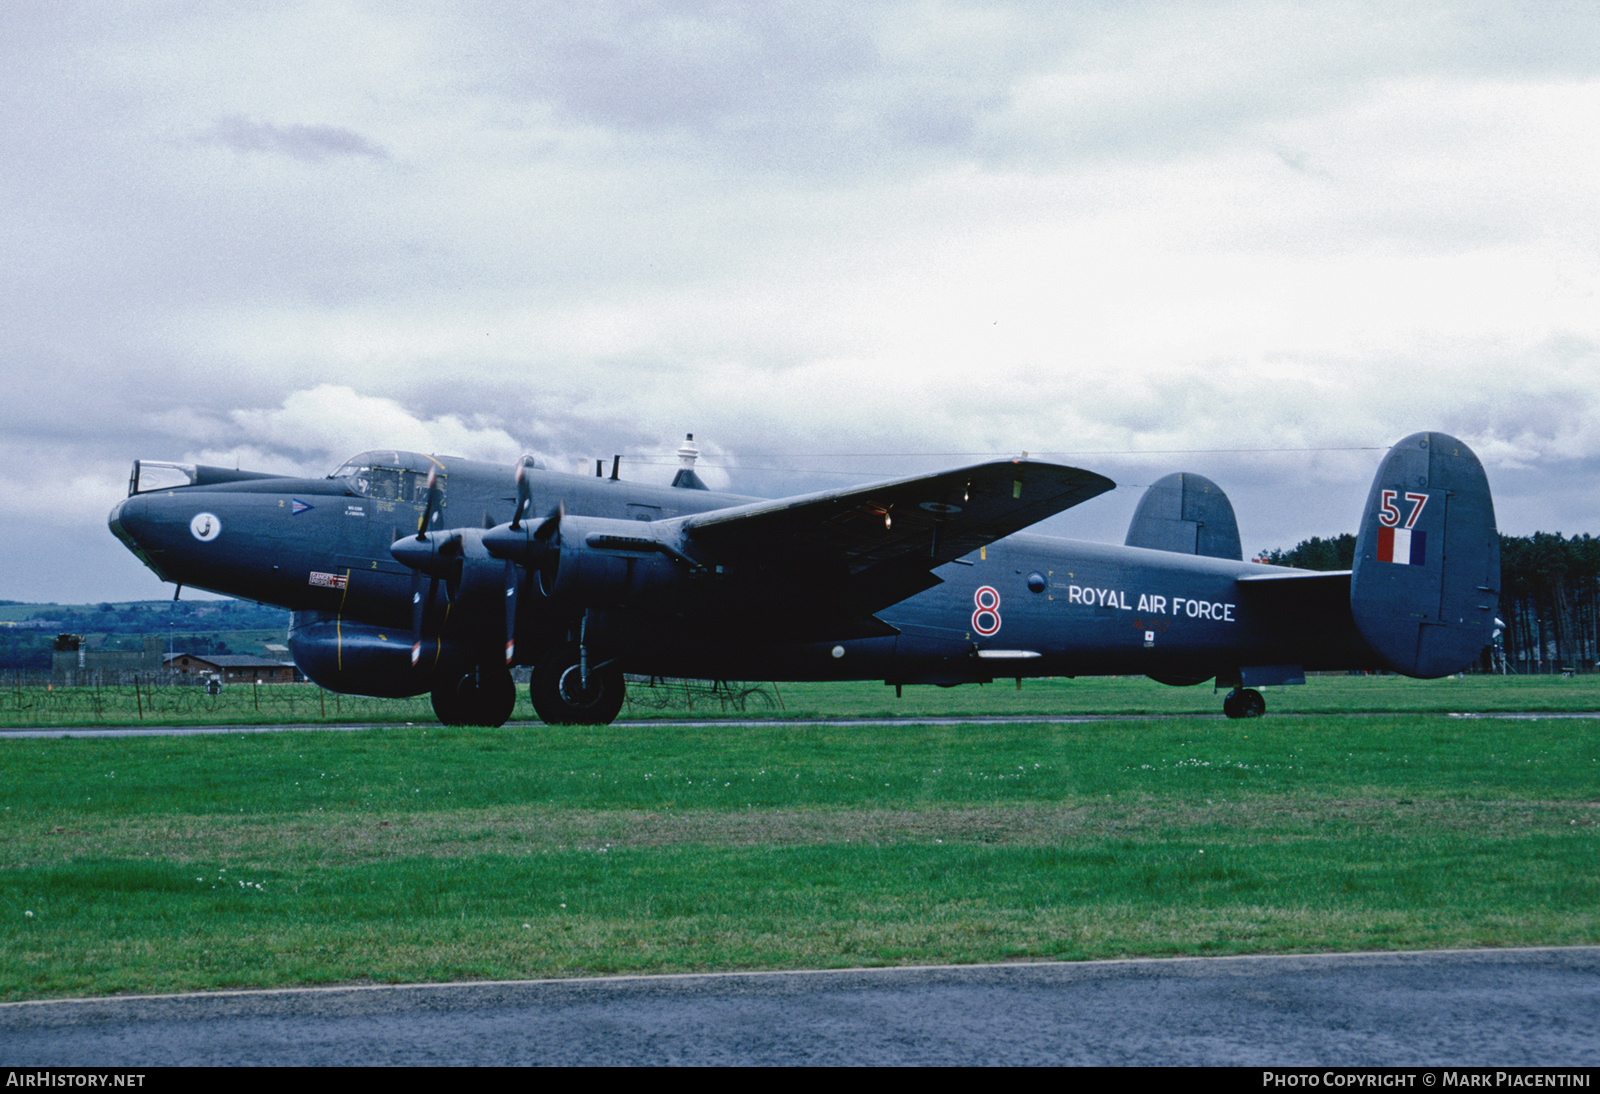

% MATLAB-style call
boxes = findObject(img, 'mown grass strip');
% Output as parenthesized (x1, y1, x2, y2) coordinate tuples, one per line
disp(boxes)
(4, 836, 1594, 999)
(4, 714, 1597, 814)
(1, 712, 1596, 999)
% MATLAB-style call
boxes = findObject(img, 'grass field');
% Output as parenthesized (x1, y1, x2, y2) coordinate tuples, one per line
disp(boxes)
(2, 687, 1597, 1000)
(5, 671, 1600, 728)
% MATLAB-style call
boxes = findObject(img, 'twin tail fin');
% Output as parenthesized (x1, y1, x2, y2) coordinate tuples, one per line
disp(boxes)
(1349, 432, 1499, 677)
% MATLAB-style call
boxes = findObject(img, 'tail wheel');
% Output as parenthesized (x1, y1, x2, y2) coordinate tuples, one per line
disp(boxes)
(1222, 688, 1266, 719)
(531, 644, 626, 726)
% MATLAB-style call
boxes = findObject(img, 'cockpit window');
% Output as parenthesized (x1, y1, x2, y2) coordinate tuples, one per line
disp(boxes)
(365, 468, 403, 500)
(329, 460, 372, 496)
(329, 454, 438, 503)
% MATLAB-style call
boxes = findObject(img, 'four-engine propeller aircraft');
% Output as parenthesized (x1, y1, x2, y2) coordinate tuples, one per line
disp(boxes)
(108, 431, 1500, 726)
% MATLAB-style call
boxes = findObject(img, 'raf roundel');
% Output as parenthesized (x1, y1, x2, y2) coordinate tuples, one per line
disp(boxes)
(189, 512, 222, 542)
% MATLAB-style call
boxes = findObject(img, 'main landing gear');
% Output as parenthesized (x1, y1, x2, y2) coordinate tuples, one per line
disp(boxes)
(1222, 687, 1266, 719)
(431, 666, 517, 727)
(530, 643, 626, 726)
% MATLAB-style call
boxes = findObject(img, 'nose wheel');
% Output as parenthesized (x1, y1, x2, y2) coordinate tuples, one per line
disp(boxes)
(1222, 687, 1266, 719)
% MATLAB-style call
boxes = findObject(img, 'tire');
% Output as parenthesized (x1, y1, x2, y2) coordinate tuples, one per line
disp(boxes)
(431, 667, 517, 727)
(530, 645, 626, 726)
(1223, 687, 1266, 719)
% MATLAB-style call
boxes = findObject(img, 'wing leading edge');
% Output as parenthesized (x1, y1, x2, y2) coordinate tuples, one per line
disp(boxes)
(672, 461, 1114, 637)
(683, 459, 1114, 569)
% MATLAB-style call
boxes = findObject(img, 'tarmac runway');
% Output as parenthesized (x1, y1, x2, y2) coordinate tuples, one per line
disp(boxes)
(4, 948, 1597, 1066)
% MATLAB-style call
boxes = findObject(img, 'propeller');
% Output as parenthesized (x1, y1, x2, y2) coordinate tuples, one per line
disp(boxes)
(483, 500, 563, 586)
(393, 463, 558, 671)
(497, 462, 560, 663)
(391, 469, 464, 667)
(393, 461, 573, 672)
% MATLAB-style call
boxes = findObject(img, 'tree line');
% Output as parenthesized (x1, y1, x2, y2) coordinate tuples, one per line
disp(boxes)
(1260, 532, 1599, 673)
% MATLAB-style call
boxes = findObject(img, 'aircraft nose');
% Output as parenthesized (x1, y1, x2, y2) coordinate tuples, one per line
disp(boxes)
(110, 489, 171, 542)
(109, 492, 168, 579)
(108, 492, 144, 543)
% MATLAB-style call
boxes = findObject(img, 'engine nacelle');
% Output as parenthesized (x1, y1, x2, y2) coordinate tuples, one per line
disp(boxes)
(445, 530, 515, 615)
(486, 513, 689, 607)
(539, 518, 685, 605)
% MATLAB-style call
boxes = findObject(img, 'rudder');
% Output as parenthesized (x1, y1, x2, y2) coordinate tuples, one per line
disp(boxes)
(1349, 432, 1499, 677)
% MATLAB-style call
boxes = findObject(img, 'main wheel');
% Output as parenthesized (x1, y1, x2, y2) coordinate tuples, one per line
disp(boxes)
(431, 667, 517, 727)
(531, 645, 626, 726)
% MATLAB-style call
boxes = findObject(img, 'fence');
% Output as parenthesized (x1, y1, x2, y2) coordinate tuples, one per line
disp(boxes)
(0, 671, 783, 726)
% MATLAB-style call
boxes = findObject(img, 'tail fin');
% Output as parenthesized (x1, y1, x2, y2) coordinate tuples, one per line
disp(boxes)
(1350, 432, 1499, 677)
(1125, 473, 1243, 560)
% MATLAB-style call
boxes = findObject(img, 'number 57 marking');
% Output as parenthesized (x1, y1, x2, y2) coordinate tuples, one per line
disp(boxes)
(1379, 489, 1428, 529)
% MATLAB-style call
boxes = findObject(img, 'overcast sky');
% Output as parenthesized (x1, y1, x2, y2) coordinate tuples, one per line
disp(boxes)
(5, 1, 1598, 603)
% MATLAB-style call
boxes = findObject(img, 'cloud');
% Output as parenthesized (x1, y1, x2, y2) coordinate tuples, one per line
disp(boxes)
(6, 1, 1600, 601)
(201, 115, 390, 162)
(226, 385, 526, 470)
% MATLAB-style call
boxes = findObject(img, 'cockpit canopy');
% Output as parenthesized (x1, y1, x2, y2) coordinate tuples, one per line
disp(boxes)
(328, 451, 448, 503)
(329, 450, 446, 480)
(327, 451, 544, 501)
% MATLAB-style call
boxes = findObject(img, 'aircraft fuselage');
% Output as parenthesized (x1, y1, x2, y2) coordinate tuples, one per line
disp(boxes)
(109, 452, 1367, 692)
(109, 432, 1499, 724)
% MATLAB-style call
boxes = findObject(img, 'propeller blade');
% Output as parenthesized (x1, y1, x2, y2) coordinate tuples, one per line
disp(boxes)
(503, 559, 518, 666)
(410, 568, 440, 667)
(483, 500, 561, 602)
(394, 520, 459, 667)
(415, 468, 442, 540)
(534, 502, 563, 544)
(509, 461, 533, 532)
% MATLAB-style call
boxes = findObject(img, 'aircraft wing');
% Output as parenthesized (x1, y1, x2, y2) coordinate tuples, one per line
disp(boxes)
(684, 460, 1112, 568)
(679, 461, 1114, 625)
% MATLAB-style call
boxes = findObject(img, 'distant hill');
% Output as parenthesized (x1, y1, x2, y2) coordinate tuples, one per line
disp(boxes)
(0, 599, 291, 671)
